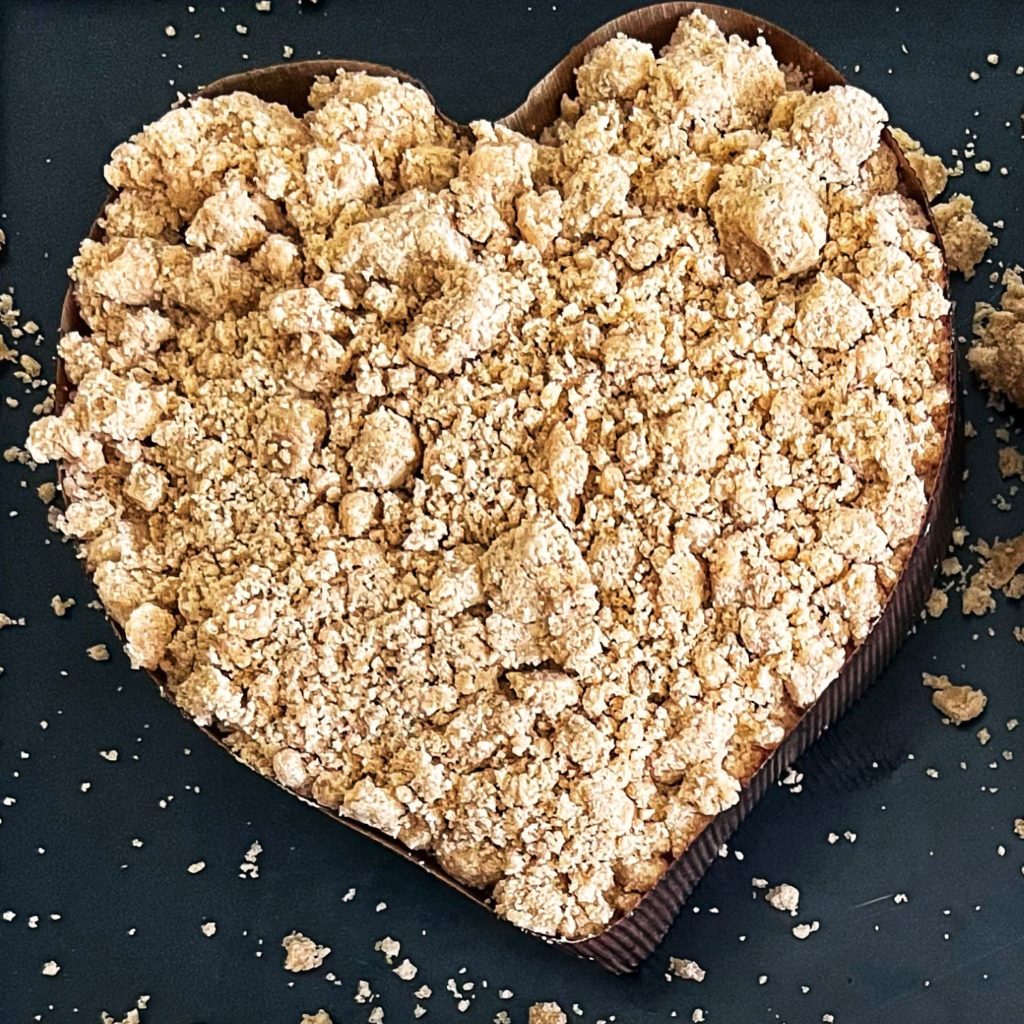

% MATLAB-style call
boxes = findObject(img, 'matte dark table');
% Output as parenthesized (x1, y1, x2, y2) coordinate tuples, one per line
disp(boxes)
(1, 2, 1021, 1022)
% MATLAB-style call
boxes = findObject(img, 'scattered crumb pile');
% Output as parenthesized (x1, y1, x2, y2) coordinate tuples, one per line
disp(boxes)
(922, 673, 987, 725)
(282, 930, 331, 972)
(970, 267, 1024, 406)
(961, 534, 1024, 615)
(27, 12, 951, 938)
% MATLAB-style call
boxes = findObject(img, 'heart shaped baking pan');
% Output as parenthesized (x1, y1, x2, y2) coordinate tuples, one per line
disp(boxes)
(53, 1, 962, 973)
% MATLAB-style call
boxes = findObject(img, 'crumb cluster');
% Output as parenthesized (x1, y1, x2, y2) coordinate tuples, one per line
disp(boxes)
(282, 930, 331, 972)
(971, 267, 1024, 407)
(28, 12, 950, 938)
(922, 672, 988, 725)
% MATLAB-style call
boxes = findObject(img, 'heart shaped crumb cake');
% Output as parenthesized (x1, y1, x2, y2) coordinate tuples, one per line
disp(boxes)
(30, 10, 949, 940)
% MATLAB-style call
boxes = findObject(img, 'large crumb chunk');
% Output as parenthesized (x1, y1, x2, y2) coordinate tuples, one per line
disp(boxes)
(926, 673, 988, 725)
(970, 268, 1024, 406)
(529, 1003, 568, 1024)
(932, 193, 995, 278)
(282, 931, 331, 972)
(765, 882, 800, 913)
(890, 128, 949, 201)
(346, 407, 421, 490)
(668, 957, 706, 982)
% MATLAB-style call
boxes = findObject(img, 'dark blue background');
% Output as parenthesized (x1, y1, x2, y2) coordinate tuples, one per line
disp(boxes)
(0, 2, 1021, 1022)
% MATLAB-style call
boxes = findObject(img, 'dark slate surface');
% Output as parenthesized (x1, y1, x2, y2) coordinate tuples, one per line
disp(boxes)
(0, 2, 1021, 1022)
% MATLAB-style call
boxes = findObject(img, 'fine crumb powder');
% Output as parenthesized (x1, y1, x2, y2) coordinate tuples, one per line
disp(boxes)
(282, 931, 331, 972)
(28, 10, 951, 939)
(970, 268, 1024, 407)
(668, 957, 706, 982)
(529, 1003, 568, 1024)
(932, 194, 996, 278)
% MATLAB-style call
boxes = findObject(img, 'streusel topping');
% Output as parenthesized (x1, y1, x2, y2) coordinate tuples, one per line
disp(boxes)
(29, 12, 949, 938)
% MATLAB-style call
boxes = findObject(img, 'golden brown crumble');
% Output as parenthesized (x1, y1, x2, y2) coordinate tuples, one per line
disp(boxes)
(931, 193, 995, 279)
(970, 268, 1024, 407)
(765, 882, 800, 913)
(529, 1003, 567, 1024)
(282, 931, 331, 972)
(890, 129, 949, 202)
(923, 673, 988, 725)
(28, 12, 949, 939)
(668, 957, 706, 981)
(961, 534, 1024, 615)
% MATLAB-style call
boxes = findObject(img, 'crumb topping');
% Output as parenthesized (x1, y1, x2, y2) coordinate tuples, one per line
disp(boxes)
(28, 11, 949, 938)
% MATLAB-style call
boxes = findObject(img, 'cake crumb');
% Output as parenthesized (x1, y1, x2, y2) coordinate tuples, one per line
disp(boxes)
(300, 1013, 333, 1024)
(239, 840, 262, 878)
(766, 883, 801, 914)
(792, 921, 820, 939)
(932, 194, 996, 278)
(201, 921, 217, 937)
(375, 936, 401, 963)
(999, 447, 1024, 480)
(925, 588, 948, 617)
(50, 595, 75, 617)
(890, 128, 949, 200)
(529, 1004, 567, 1024)
(668, 957, 706, 982)
(962, 533, 1024, 615)
(394, 958, 418, 981)
(971, 269, 1024, 407)
(86, 643, 110, 661)
(282, 931, 331, 972)
(927, 676, 987, 725)
(41, 960, 61, 976)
